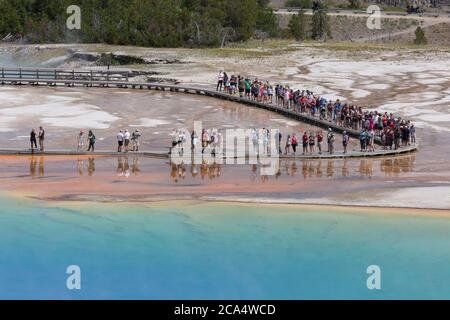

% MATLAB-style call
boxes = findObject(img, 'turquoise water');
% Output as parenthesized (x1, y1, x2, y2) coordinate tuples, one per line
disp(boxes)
(0, 195, 449, 300)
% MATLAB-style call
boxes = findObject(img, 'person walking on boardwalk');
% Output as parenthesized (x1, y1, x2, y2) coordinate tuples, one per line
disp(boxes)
(244, 78, 251, 99)
(317, 131, 323, 155)
(131, 130, 141, 152)
(368, 129, 376, 152)
(410, 124, 416, 144)
(291, 133, 299, 155)
(342, 131, 350, 154)
(309, 132, 316, 155)
(238, 76, 245, 98)
(87, 130, 96, 152)
(30, 129, 38, 150)
(317, 131, 323, 154)
(275, 130, 283, 155)
(327, 128, 335, 155)
(117, 130, 124, 153)
(285, 134, 292, 155)
(217, 70, 224, 91)
(251, 128, 259, 156)
(302, 132, 308, 155)
(77, 130, 84, 151)
(359, 129, 367, 152)
(38, 126, 45, 151)
(123, 130, 131, 152)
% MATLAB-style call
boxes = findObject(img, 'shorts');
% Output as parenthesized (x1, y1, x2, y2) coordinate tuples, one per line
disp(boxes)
(124, 139, 130, 147)
(118, 141, 124, 147)
(245, 89, 251, 94)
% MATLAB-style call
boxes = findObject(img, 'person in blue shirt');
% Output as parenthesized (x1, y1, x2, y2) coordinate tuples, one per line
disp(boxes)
(360, 130, 368, 152)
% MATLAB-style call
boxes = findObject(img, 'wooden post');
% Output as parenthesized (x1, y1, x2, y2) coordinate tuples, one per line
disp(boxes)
(19, 68, 22, 79)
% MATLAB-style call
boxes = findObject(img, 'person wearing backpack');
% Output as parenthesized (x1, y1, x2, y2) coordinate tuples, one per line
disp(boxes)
(359, 129, 367, 152)
(327, 128, 335, 154)
(87, 130, 96, 152)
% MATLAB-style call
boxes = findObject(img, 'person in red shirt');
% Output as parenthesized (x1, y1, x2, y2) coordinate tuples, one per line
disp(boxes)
(291, 133, 298, 154)
(317, 131, 323, 155)
(302, 132, 309, 155)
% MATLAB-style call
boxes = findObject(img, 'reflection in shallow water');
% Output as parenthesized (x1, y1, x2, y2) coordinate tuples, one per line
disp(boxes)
(25, 155, 416, 182)
(169, 155, 415, 182)
(29, 156, 45, 177)
(171, 162, 222, 183)
(76, 158, 96, 176)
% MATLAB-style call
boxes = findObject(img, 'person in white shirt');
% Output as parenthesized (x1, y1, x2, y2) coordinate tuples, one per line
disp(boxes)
(217, 70, 224, 91)
(77, 130, 84, 151)
(123, 130, 131, 152)
(117, 130, 124, 153)
(251, 128, 259, 156)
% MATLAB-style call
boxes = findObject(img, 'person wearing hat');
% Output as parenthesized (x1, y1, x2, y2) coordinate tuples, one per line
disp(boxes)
(327, 128, 335, 154)
(131, 129, 141, 152)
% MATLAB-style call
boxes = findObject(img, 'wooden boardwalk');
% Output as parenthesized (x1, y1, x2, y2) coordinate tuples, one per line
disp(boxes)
(0, 67, 419, 158)
(0, 144, 418, 160)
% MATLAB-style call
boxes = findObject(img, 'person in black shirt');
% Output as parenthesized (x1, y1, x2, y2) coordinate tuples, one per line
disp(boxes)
(30, 129, 37, 150)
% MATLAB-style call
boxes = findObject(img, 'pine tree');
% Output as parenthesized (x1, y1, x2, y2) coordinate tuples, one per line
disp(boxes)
(311, 2, 331, 41)
(288, 10, 306, 41)
(348, 0, 361, 9)
(414, 26, 427, 46)
(0, 0, 278, 47)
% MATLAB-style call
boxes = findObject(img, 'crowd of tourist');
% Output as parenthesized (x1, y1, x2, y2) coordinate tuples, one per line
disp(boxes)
(25, 72, 416, 157)
(216, 70, 417, 152)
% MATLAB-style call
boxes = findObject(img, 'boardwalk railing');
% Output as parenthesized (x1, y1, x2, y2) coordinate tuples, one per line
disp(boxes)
(0, 67, 413, 149)
(0, 67, 129, 83)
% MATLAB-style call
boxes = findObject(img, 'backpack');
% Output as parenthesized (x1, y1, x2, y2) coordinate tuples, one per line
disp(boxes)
(343, 135, 349, 144)
(328, 133, 334, 143)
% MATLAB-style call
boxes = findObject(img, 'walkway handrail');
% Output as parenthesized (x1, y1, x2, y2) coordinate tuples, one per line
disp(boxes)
(0, 67, 129, 82)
